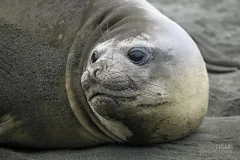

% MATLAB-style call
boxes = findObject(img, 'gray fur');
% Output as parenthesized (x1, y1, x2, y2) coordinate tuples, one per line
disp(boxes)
(0, 0, 208, 148)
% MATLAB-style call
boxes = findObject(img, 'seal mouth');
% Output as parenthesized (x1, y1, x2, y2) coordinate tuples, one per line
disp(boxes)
(89, 92, 136, 101)
(89, 92, 109, 101)
(86, 86, 138, 102)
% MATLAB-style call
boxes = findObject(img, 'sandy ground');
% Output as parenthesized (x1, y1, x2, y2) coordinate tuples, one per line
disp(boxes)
(149, 0, 240, 117)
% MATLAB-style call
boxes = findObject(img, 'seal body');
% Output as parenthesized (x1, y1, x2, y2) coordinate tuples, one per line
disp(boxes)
(0, 0, 208, 148)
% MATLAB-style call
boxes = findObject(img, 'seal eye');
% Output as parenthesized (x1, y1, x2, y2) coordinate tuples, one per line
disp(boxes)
(128, 49, 147, 64)
(91, 51, 100, 63)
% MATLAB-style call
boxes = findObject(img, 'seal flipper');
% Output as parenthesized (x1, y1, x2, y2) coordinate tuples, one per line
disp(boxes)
(0, 114, 22, 144)
(191, 33, 240, 73)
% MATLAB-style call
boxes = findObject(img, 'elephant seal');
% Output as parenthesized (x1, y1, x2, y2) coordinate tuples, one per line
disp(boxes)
(0, 0, 208, 148)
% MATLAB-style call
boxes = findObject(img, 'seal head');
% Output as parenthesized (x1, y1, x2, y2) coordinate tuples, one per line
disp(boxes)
(80, 2, 208, 145)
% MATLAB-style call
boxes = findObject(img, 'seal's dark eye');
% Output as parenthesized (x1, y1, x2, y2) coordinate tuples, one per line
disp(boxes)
(91, 51, 100, 63)
(128, 49, 147, 64)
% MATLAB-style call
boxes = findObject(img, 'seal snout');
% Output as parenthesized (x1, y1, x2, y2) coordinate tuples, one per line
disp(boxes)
(87, 62, 105, 80)
(81, 62, 104, 91)
(81, 61, 137, 92)
(81, 60, 139, 104)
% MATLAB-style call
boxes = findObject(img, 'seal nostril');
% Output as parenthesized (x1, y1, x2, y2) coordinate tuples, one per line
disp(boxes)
(93, 68, 100, 78)
(87, 64, 103, 80)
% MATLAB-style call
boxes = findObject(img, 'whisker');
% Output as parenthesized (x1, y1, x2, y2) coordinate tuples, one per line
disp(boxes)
(100, 27, 107, 42)
(107, 20, 109, 33)
(100, 27, 103, 36)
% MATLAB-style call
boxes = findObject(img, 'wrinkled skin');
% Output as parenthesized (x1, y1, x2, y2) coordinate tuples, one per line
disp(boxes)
(0, 0, 208, 148)
(80, 10, 209, 143)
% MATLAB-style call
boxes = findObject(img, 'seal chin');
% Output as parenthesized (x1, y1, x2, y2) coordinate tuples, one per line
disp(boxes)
(82, 85, 136, 141)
